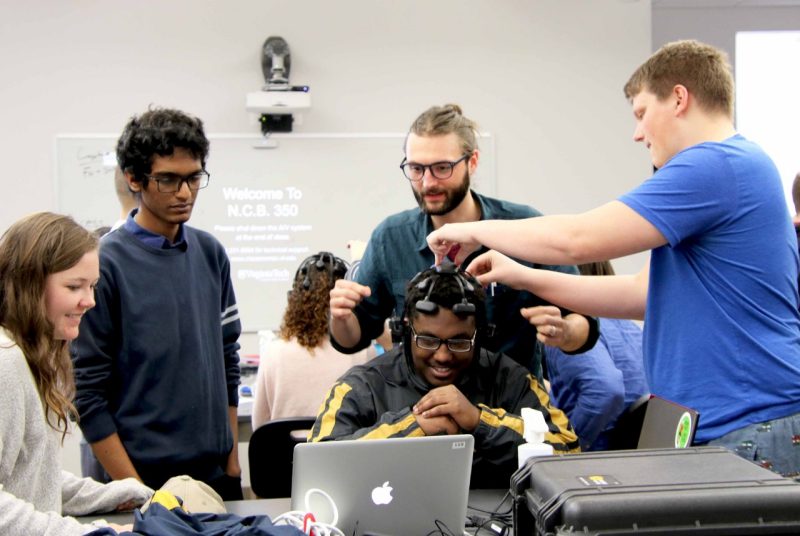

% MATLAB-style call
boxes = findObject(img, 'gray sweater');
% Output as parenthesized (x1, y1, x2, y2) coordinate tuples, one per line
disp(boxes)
(0, 330, 152, 535)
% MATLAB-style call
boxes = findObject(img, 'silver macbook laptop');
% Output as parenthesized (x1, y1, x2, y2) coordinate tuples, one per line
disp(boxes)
(291, 435, 474, 536)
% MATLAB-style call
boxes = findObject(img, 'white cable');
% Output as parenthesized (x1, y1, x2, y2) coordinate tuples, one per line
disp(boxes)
(304, 487, 339, 527)
(272, 487, 344, 536)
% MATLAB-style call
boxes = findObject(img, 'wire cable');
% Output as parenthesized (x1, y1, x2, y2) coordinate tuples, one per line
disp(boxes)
(272, 487, 345, 536)
(465, 491, 513, 534)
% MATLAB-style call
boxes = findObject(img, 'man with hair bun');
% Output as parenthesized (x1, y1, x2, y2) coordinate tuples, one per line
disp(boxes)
(329, 104, 598, 379)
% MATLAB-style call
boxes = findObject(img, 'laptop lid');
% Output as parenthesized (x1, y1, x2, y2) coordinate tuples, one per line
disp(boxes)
(291, 435, 474, 536)
(637, 394, 700, 449)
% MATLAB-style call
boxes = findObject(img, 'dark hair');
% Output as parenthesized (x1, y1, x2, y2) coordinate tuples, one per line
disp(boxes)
(116, 107, 210, 186)
(92, 225, 112, 238)
(0, 212, 98, 439)
(279, 252, 348, 350)
(792, 172, 800, 215)
(404, 265, 487, 331)
(578, 260, 616, 277)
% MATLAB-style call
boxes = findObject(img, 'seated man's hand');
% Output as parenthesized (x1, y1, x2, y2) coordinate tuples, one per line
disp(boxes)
(414, 412, 459, 436)
(413, 385, 481, 432)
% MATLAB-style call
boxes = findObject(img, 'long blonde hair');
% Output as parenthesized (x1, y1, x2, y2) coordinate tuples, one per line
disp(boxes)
(0, 212, 98, 437)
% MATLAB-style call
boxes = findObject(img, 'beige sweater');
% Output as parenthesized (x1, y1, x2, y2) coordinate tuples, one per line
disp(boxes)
(251, 338, 373, 429)
(0, 330, 152, 535)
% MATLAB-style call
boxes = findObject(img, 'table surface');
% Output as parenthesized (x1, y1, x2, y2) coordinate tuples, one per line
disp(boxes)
(78, 488, 512, 534)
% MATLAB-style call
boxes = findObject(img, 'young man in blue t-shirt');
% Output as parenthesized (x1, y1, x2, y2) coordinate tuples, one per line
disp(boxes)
(427, 41, 800, 477)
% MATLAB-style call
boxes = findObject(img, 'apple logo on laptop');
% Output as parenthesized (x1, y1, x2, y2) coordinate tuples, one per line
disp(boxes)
(371, 481, 393, 505)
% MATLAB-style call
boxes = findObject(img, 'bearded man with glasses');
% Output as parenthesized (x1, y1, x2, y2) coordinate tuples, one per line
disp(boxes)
(329, 104, 599, 380)
(312, 262, 579, 489)
(72, 107, 244, 500)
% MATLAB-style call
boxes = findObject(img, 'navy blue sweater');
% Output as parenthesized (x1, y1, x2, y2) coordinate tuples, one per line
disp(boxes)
(72, 225, 241, 477)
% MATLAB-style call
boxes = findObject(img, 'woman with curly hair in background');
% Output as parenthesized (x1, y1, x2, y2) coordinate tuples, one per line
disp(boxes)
(251, 252, 381, 430)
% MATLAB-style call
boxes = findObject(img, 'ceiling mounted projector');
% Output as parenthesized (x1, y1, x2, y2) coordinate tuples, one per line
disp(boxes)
(247, 36, 311, 136)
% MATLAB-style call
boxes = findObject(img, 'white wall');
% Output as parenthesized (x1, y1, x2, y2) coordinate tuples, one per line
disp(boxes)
(0, 0, 652, 268)
(652, 4, 800, 213)
(652, 3, 800, 61)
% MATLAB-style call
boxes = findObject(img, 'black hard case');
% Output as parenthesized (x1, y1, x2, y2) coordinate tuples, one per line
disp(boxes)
(511, 447, 800, 535)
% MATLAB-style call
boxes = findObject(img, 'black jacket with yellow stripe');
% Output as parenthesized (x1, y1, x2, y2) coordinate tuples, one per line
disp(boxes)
(309, 345, 579, 488)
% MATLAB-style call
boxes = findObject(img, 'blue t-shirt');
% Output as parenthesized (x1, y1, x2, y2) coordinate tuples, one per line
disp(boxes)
(619, 134, 800, 443)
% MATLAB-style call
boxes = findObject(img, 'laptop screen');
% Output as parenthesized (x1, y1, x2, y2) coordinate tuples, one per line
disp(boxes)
(291, 435, 474, 535)
(637, 394, 700, 449)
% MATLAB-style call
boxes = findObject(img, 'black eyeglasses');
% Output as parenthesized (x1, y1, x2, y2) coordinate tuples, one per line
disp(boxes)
(144, 170, 210, 193)
(399, 154, 470, 182)
(410, 325, 477, 353)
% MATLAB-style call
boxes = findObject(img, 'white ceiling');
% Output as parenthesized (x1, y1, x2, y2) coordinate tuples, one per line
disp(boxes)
(653, 0, 800, 7)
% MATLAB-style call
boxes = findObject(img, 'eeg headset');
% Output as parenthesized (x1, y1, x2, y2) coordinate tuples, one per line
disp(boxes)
(389, 259, 494, 343)
(293, 251, 349, 291)
(412, 261, 476, 315)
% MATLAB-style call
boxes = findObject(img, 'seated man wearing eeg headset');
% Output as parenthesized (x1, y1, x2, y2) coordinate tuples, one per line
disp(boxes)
(309, 260, 579, 489)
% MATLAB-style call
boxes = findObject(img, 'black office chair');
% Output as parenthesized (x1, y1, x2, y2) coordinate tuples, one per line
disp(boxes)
(248, 416, 316, 498)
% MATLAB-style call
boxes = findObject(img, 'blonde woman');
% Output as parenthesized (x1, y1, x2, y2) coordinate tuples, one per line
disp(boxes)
(0, 212, 152, 535)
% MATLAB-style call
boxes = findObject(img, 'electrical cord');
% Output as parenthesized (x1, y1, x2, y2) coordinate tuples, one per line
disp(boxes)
(464, 491, 513, 534)
(424, 519, 460, 535)
(273, 487, 345, 536)
(273, 487, 509, 536)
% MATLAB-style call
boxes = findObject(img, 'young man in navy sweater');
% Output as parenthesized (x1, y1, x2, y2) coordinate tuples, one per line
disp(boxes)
(72, 107, 243, 499)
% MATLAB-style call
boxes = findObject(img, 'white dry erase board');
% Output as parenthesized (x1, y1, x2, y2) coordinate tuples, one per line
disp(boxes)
(55, 133, 496, 331)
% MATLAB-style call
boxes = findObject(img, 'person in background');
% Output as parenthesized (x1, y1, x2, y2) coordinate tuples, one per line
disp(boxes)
(91, 167, 140, 239)
(251, 252, 375, 430)
(111, 165, 138, 231)
(791, 171, 800, 250)
(82, 169, 149, 477)
(329, 104, 598, 380)
(311, 261, 579, 489)
(0, 212, 152, 535)
(427, 41, 800, 476)
(792, 171, 800, 294)
(543, 260, 649, 451)
(72, 107, 243, 499)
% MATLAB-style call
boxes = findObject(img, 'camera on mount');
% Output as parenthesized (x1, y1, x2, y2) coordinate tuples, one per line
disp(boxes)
(245, 36, 310, 135)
